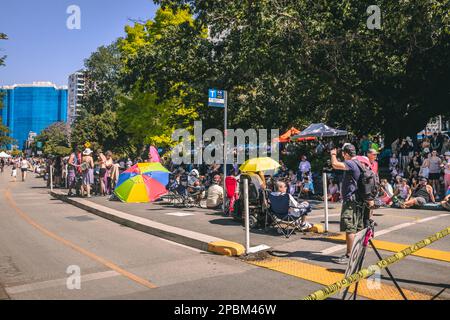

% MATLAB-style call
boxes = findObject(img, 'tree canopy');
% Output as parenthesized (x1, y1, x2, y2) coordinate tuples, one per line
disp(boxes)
(35, 122, 71, 156)
(70, 1, 450, 157)
(152, 0, 450, 141)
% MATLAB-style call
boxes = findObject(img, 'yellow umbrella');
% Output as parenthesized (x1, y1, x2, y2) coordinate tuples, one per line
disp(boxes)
(239, 157, 281, 173)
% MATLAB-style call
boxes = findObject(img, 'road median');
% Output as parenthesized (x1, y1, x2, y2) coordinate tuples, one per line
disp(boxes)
(50, 191, 246, 256)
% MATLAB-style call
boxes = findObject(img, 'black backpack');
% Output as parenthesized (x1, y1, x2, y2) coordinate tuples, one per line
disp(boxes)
(353, 160, 379, 201)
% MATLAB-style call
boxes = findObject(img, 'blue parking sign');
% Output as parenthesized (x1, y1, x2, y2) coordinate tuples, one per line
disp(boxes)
(208, 89, 225, 108)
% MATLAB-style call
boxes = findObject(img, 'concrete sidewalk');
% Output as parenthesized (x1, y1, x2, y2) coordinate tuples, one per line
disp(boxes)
(50, 189, 334, 256)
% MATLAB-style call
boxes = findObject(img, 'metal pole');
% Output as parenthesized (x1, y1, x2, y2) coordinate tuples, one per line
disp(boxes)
(244, 178, 250, 253)
(50, 164, 54, 192)
(369, 240, 408, 300)
(322, 172, 329, 232)
(223, 90, 228, 212)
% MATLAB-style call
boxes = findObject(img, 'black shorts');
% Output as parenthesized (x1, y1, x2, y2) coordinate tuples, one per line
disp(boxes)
(429, 173, 440, 180)
(99, 168, 107, 177)
(21, 168, 27, 172)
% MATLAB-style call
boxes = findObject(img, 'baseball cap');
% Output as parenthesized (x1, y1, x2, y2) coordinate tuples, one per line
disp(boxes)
(368, 148, 379, 154)
(342, 143, 356, 156)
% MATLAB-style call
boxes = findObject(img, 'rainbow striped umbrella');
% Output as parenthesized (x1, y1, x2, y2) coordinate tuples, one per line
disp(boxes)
(114, 163, 169, 203)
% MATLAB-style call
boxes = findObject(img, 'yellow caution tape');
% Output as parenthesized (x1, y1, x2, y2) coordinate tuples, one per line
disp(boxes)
(303, 226, 450, 300)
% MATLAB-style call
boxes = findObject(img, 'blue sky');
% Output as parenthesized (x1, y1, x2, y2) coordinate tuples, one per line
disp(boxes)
(0, 0, 158, 86)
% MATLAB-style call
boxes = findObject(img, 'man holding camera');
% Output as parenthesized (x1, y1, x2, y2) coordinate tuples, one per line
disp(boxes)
(330, 144, 374, 264)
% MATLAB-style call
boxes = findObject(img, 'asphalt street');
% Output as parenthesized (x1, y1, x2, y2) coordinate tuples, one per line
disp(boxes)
(0, 170, 449, 300)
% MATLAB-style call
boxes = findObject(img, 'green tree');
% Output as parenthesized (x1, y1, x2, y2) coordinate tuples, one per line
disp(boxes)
(118, 7, 202, 146)
(154, 0, 450, 142)
(117, 90, 198, 147)
(35, 122, 71, 156)
(74, 41, 133, 155)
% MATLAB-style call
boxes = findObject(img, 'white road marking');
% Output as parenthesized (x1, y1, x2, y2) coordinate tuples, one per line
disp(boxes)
(320, 213, 449, 256)
(164, 212, 195, 217)
(5, 270, 120, 295)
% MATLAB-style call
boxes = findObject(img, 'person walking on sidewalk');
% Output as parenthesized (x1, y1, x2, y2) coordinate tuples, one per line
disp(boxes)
(330, 144, 373, 264)
(11, 161, 17, 182)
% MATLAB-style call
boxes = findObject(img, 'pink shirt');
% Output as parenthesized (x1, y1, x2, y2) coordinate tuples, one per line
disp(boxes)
(370, 161, 379, 174)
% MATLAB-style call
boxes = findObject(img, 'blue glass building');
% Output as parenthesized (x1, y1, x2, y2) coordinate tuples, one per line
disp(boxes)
(1, 82, 68, 149)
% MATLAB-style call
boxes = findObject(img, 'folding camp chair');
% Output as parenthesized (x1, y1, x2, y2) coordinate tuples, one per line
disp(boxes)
(266, 192, 303, 238)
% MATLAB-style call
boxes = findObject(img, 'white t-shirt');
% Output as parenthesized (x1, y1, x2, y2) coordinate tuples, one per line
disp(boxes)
(21, 160, 28, 169)
(206, 184, 224, 208)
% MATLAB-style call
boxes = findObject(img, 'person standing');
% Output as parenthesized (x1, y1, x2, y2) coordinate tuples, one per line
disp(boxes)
(0, 158, 4, 173)
(298, 155, 311, 179)
(366, 148, 379, 224)
(20, 157, 30, 182)
(420, 152, 431, 179)
(430, 133, 441, 152)
(428, 150, 442, 198)
(11, 161, 17, 182)
(367, 149, 379, 175)
(81, 149, 94, 198)
(359, 135, 371, 155)
(97, 149, 107, 196)
(67, 146, 82, 196)
(105, 151, 114, 195)
(330, 144, 374, 264)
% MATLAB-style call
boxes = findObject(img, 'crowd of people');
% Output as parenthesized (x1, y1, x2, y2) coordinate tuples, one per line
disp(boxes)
(1, 132, 449, 209)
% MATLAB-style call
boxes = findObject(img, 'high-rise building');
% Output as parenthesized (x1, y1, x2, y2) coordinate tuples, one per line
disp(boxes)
(0, 82, 68, 150)
(67, 70, 86, 125)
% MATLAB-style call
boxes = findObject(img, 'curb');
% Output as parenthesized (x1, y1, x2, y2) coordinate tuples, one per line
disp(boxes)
(50, 191, 247, 256)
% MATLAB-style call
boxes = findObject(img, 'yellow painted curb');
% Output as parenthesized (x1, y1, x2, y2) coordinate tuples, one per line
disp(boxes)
(208, 241, 246, 256)
(327, 233, 450, 263)
(309, 224, 324, 233)
(249, 257, 431, 300)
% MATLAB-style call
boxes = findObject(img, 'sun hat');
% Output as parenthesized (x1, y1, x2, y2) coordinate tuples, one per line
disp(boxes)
(189, 169, 199, 177)
(83, 148, 93, 156)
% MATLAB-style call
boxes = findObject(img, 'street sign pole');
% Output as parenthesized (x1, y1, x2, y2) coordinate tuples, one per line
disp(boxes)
(323, 172, 329, 233)
(243, 178, 250, 253)
(223, 91, 227, 213)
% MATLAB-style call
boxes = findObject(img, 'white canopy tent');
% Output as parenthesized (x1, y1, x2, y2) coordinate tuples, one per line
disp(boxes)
(0, 151, 12, 158)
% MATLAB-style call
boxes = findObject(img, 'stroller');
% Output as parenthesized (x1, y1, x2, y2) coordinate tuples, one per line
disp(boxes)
(232, 173, 268, 228)
(224, 176, 239, 215)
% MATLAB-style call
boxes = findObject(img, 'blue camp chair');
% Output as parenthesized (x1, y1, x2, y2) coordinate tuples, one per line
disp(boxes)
(266, 192, 306, 238)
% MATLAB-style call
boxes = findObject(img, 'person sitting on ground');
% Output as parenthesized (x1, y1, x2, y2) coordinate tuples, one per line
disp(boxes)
(300, 175, 315, 199)
(188, 169, 200, 186)
(379, 179, 394, 206)
(271, 181, 312, 230)
(400, 177, 435, 209)
(440, 193, 450, 211)
(188, 179, 205, 204)
(324, 178, 340, 202)
(206, 175, 224, 209)
(394, 178, 411, 201)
